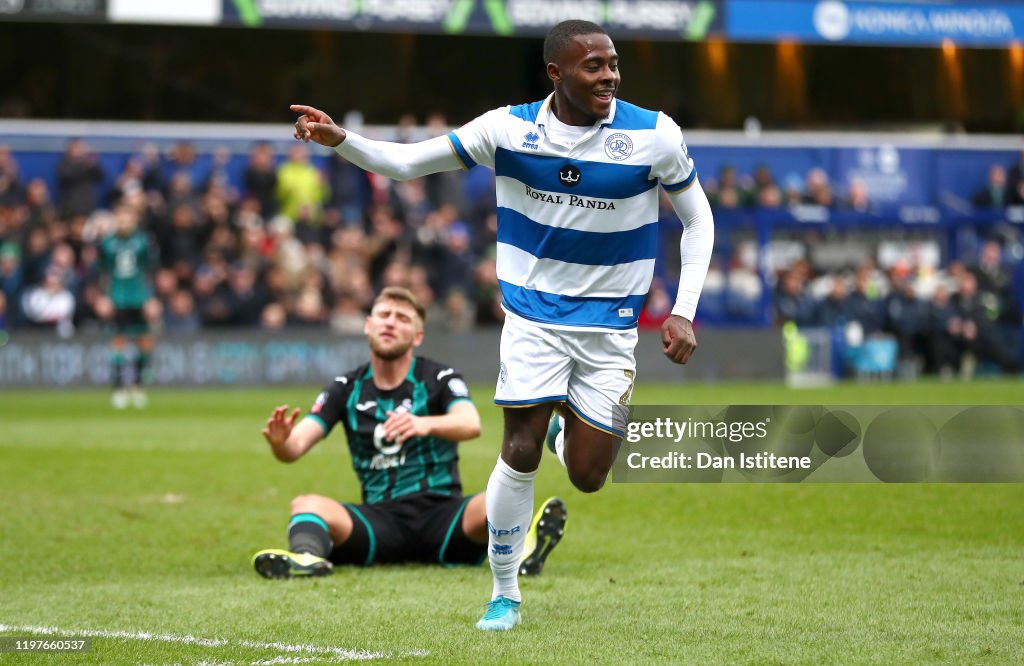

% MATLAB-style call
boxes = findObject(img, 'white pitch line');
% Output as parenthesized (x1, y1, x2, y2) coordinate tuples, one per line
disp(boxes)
(0, 624, 428, 661)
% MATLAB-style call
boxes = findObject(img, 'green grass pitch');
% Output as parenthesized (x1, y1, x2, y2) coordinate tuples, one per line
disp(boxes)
(2, 381, 1023, 664)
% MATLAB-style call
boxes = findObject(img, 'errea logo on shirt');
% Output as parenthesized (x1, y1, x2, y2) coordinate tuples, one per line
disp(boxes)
(522, 131, 540, 150)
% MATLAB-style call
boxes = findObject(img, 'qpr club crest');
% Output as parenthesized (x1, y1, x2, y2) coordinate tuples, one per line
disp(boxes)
(604, 133, 633, 161)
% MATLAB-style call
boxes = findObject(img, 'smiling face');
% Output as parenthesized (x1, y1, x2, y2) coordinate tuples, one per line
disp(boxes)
(364, 298, 424, 361)
(548, 32, 620, 126)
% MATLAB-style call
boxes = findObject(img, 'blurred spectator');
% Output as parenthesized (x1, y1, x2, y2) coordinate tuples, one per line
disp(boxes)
(752, 164, 776, 202)
(161, 204, 205, 276)
(707, 164, 745, 209)
(883, 276, 930, 373)
(927, 284, 961, 377)
(973, 165, 1008, 208)
(1007, 144, 1024, 205)
(803, 168, 834, 207)
(24, 178, 57, 229)
(330, 292, 366, 335)
(166, 141, 203, 187)
(0, 242, 22, 322)
(0, 145, 25, 206)
(328, 152, 372, 223)
(756, 184, 783, 208)
(846, 264, 885, 334)
(244, 142, 278, 217)
(842, 178, 874, 214)
(443, 289, 476, 332)
(815, 276, 851, 327)
(260, 301, 287, 330)
(21, 264, 75, 337)
(782, 173, 804, 207)
(164, 289, 201, 334)
(972, 240, 1018, 324)
(276, 143, 328, 223)
(203, 146, 236, 199)
(774, 269, 816, 326)
(953, 272, 1020, 375)
(139, 143, 165, 194)
(227, 263, 268, 326)
(57, 139, 104, 218)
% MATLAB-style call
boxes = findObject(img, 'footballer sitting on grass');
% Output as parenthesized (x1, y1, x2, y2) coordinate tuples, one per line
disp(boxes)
(253, 287, 565, 577)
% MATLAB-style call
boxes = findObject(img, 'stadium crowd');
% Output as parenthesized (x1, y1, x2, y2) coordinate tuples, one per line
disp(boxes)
(0, 134, 1022, 378)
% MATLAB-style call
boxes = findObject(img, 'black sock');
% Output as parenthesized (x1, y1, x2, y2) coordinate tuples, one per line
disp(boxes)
(112, 351, 125, 388)
(135, 350, 152, 386)
(288, 513, 332, 558)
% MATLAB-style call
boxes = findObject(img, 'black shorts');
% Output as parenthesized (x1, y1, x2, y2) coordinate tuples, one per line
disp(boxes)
(114, 307, 148, 335)
(331, 493, 486, 567)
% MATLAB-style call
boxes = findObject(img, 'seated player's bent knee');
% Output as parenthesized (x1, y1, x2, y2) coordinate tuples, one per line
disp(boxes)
(290, 494, 330, 514)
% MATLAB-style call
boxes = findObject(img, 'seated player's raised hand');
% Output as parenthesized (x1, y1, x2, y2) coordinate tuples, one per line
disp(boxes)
(263, 405, 300, 447)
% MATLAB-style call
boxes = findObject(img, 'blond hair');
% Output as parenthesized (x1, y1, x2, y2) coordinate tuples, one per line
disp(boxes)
(373, 286, 426, 323)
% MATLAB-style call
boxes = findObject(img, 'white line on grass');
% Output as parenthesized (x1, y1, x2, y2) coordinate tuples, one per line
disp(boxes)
(0, 624, 428, 662)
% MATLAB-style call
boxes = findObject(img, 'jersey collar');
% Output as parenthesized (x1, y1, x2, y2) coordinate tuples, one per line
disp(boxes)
(536, 92, 617, 143)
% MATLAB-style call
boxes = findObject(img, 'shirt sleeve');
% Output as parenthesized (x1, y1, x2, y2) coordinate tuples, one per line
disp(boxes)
(651, 112, 698, 194)
(304, 377, 349, 435)
(446, 107, 508, 171)
(665, 178, 715, 321)
(333, 133, 462, 181)
(429, 366, 474, 415)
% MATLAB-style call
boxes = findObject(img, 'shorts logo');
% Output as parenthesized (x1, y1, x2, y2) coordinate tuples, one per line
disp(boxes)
(604, 133, 633, 160)
(499, 362, 508, 387)
(558, 165, 582, 187)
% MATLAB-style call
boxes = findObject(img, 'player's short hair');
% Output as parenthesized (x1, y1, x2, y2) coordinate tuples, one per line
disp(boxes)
(543, 20, 608, 65)
(373, 286, 426, 323)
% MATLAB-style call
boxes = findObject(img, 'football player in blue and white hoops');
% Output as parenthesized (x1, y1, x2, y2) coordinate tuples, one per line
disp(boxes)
(290, 19, 714, 631)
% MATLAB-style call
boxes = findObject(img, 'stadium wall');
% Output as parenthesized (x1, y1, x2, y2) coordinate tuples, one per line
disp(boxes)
(0, 329, 785, 387)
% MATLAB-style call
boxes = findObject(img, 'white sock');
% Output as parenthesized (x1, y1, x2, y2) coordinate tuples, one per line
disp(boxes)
(485, 456, 536, 603)
(554, 416, 567, 468)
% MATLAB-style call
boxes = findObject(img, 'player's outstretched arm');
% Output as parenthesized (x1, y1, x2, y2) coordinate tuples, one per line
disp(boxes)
(262, 405, 324, 462)
(290, 103, 463, 181)
(382, 401, 482, 445)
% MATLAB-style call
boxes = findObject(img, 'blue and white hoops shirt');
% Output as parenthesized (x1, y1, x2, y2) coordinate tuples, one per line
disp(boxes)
(446, 93, 697, 332)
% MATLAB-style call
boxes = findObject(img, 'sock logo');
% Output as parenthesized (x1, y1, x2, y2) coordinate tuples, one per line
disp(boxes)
(492, 544, 513, 556)
(486, 520, 521, 537)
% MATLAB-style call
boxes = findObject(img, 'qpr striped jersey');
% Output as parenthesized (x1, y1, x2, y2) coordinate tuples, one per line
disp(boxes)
(446, 93, 697, 331)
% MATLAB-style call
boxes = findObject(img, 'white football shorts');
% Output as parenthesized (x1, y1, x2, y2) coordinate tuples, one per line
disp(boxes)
(494, 313, 637, 436)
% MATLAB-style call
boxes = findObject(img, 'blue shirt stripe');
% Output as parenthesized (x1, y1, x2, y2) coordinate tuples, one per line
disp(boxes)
(497, 207, 657, 265)
(509, 100, 544, 123)
(603, 100, 659, 130)
(495, 148, 657, 200)
(499, 280, 646, 329)
(662, 168, 698, 193)
(446, 132, 477, 169)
